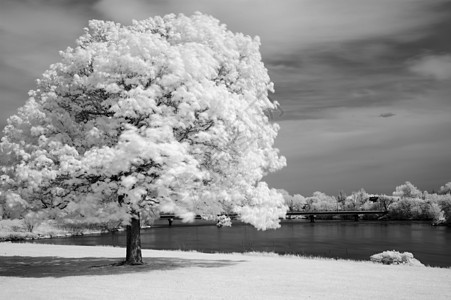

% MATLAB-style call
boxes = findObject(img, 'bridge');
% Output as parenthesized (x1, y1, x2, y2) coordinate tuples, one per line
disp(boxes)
(160, 210, 388, 225)
(285, 210, 388, 222)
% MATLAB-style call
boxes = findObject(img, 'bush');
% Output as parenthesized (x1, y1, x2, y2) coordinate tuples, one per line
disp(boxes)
(306, 192, 337, 211)
(216, 215, 232, 228)
(23, 212, 44, 232)
(438, 182, 451, 195)
(0, 219, 39, 241)
(428, 203, 445, 224)
(57, 219, 117, 234)
(424, 194, 451, 224)
(393, 181, 423, 199)
(370, 250, 424, 266)
(0, 219, 24, 232)
(388, 198, 431, 220)
(1, 192, 28, 219)
(0, 231, 38, 241)
(291, 194, 307, 212)
(437, 199, 451, 224)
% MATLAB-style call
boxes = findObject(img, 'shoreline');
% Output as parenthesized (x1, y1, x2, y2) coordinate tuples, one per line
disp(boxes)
(2, 219, 449, 268)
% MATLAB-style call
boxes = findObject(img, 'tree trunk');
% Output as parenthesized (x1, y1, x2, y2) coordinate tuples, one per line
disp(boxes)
(125, 213, 143, 265)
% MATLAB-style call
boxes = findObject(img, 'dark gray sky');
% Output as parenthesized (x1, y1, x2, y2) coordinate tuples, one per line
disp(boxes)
(1, 0, 450, 196)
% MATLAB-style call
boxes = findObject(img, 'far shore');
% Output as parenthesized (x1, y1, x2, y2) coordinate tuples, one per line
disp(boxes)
(1, 217, 442, 243)
(1, 243, 450, 299)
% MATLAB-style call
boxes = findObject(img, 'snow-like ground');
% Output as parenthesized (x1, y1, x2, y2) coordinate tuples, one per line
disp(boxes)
(0, 243, 450, 299)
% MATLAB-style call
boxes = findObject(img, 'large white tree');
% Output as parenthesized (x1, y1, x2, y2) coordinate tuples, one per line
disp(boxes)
(0, 13, 286, 264)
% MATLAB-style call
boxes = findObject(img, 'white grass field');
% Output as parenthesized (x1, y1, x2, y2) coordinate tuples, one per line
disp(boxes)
(0, 242, 450, 299)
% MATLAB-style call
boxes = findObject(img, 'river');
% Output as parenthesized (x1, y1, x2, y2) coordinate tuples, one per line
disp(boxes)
(27, 220, 451, 267)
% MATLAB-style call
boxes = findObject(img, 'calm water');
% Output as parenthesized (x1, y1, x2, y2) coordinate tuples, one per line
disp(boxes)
(28, 220, 451, 267)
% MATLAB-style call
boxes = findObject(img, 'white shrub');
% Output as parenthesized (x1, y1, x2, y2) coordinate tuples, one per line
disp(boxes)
(370, 250, 424, 266)
(216, 215, 232, 228)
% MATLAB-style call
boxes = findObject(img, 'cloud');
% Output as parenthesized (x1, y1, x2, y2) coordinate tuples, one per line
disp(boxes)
(93, 0, 448, 56)
(379, 113, 396, 118)
(265, 105, 451, 195)
(93, 0, 450, 125)
(409, 54, 451, 80)
(268, 43, 427, 122)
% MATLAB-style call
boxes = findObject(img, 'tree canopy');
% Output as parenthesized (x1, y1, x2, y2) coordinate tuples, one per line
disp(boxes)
(0, 13, 287, 236)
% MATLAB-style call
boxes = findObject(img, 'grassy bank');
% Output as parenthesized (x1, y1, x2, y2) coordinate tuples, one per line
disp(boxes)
(0, 219, 125, 242)
(0, 243, 450, 299)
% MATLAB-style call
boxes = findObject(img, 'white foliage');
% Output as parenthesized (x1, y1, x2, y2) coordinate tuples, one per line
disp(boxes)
(370, 250, 424, 267)
(235, 182, 287, 230)
(278, 189, 306, 211)
(216, 215, 232, 227)
(438, 182, 451, 195)
(393, 181, 423, 199)
(306, 191, 337, 211)
(344, 189, 368, 210)
(0, 13, 286, 230)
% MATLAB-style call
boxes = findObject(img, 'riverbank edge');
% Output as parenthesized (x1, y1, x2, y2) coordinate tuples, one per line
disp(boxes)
(1, 241, 449, 268)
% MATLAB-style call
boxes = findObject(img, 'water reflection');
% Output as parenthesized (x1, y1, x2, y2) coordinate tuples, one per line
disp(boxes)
(28, 220, 451, 267)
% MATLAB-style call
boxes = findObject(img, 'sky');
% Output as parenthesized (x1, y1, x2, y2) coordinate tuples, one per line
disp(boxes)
(1, 0, 450, 196)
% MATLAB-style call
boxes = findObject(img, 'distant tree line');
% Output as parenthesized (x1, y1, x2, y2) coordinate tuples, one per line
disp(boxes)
(279, 181, 451, 224)
(1, 181, 450, 229)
